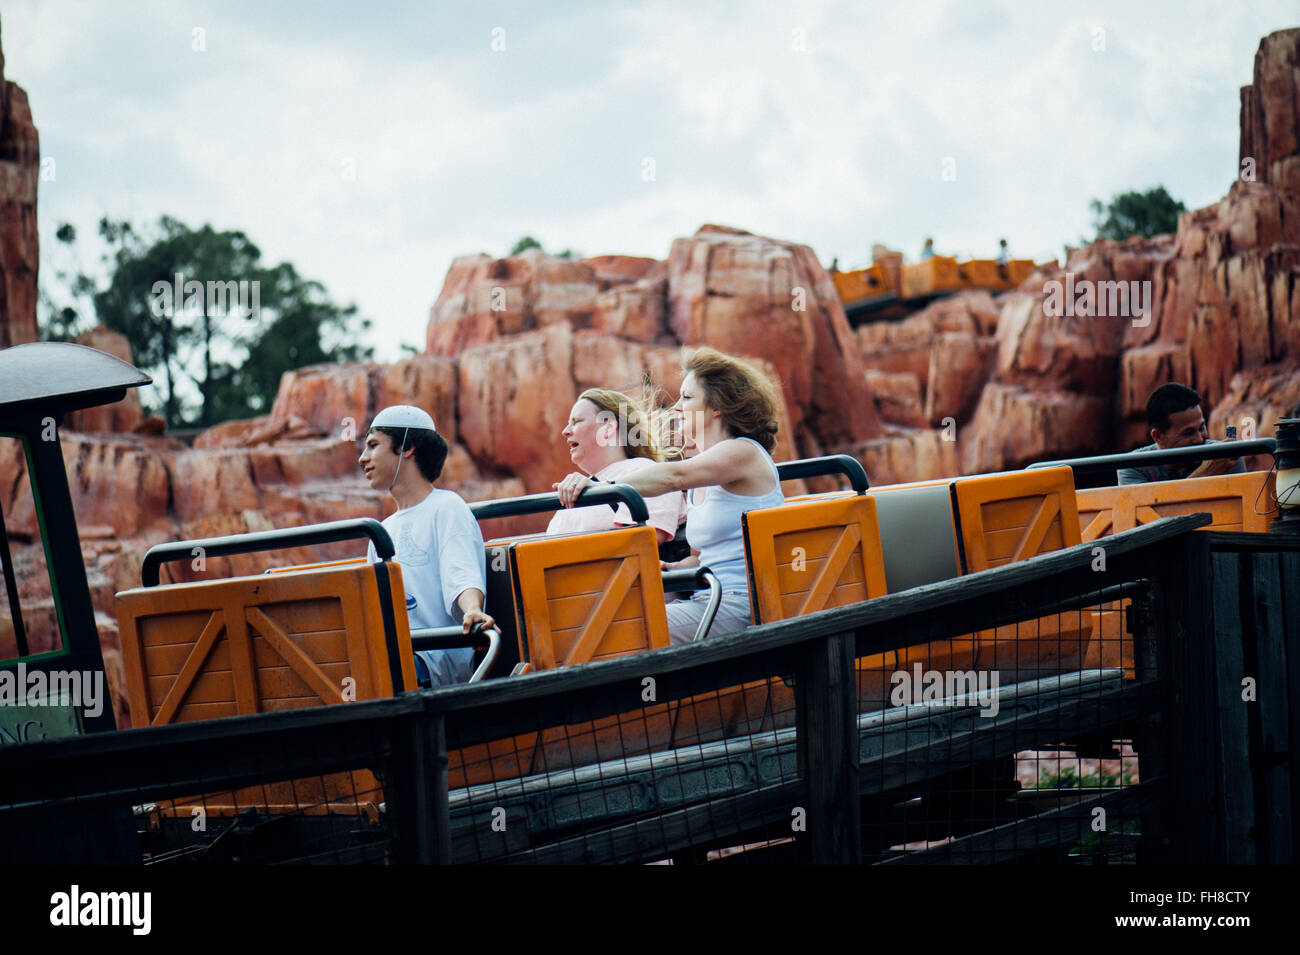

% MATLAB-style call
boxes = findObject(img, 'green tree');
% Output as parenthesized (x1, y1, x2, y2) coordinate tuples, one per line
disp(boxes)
(509, 235, 543, 256)
(508, 235, 576, 259)
(1090, 186, 1187, 241)
(40, 216, 372, 428)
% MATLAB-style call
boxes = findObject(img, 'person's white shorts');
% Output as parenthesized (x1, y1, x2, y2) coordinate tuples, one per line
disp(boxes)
(665, 591, 753, 645)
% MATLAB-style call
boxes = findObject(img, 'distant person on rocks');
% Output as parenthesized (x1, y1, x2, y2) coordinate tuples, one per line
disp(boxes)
(996, 238, 1011, 266)
(359, 405, 494, 687)
(921, 238, 935, 260)
(549, 387, 686, 549)
(829, 257, 839, 273)
(1116, 383, 1246, 485)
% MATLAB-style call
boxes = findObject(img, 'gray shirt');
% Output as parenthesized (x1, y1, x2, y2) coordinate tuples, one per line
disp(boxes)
(1116, 440, 1246, 485)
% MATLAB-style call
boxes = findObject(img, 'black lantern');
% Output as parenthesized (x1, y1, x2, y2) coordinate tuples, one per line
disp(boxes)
(1271, 417, 1300, 534)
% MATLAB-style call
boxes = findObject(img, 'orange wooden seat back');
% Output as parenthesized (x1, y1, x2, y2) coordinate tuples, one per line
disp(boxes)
(952, 466, 1082, 572)
(511, 525, 669, 671)
(742, 495, 887, 624)
(947, 466, 1090, 679)
(1076, 470, 1274, 541)
(116, 562, 415, 815)
(1076, 470, 1273, 679)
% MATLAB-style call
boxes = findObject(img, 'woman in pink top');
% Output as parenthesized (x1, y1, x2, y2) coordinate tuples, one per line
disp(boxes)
(547, 388, 685, 543)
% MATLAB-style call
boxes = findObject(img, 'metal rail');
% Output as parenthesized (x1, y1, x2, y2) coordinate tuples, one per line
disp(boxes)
(1027, 438, 1275, 478)
(661, 566, 723, 642)
(470, 483, 649, 523)
(141, 517, 395, 587)
(776, 454, 870, 492)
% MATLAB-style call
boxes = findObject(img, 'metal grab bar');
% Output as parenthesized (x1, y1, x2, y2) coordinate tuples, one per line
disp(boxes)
(141, 518, 395, 587)
(470, 482, 650, 524)
(409, 624, 502, 684)
(1027, 438, 1276, 478)
(662, 566, 722, 642)
(776, 454, 870, 492)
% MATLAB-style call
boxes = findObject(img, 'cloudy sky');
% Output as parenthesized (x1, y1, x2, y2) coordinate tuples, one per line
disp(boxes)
(3, 0, 1296, 362)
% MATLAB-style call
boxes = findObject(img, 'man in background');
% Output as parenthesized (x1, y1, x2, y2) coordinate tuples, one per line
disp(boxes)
(1117, 383, 1245, 485)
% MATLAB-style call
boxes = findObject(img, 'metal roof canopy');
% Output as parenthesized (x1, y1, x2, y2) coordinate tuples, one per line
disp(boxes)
(0, 341, 151, 420)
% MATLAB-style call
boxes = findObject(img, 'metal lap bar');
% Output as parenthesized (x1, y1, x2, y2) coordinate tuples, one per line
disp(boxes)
(409, 625, 503, 684)
(661, 566, 722, 642)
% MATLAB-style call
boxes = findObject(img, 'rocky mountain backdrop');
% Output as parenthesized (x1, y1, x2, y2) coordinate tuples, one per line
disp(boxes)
(2, 28, 1298, 727)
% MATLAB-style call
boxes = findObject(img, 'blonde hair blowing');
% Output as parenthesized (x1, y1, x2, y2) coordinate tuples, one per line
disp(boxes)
(683, 347, 780, 454)
(577, 387, 669, 462)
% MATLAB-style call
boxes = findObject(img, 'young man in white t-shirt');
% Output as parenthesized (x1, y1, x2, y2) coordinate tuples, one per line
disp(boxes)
(359, 405, 493, 687)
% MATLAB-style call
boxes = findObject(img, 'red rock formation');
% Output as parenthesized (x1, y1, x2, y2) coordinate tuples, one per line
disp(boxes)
(265, 354, 460, 444)
(456, 322, 578, 491)
(428, 226, 881, 462)
(64, 327, 145, 433)
(0, 40, 38, 349)
(1210, 363, 1300, 471)
(939, 28, 1300, 471)
(665, 225, 881, 453)
(426, 250, 605, 354)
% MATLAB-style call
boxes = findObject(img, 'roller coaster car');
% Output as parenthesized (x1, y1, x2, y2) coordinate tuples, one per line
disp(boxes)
(448, 458, 1095, 788)
(832, 264, 893, 305)
(834, 256, 1040, 315)
(901, 256, 963, 299)
(4, 343, 1285, 832)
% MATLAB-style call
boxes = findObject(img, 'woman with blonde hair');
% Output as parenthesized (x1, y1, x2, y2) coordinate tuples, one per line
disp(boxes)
(555, 348, 784, 644)
(548, 387, 685, 543)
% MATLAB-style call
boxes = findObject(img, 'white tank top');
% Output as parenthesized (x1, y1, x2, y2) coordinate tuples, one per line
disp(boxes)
(686, 437, 784, 598)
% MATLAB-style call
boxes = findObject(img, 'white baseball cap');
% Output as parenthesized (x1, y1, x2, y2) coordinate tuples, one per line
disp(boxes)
(370, 405, 437, 432)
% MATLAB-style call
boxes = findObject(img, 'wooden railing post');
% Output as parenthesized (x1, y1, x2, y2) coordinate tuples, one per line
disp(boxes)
(1140, 533, 1216, 863)
(385, 712, 451, 864)
(796, 631, 861, 863)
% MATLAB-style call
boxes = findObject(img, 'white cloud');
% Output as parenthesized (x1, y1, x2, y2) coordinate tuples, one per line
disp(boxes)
(5, 0, 1298, 361)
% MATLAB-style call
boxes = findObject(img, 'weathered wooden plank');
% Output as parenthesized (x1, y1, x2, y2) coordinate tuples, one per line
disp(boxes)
(1132, 534, 1211, 862)
(1212, 550, 1255, 863)
(796, 632, 860, 863)
(385, 713, 449, 865)
(1282, 549, 1300, 864)
(1249, 551, 1293, 863)
(0, 708, 410, 818)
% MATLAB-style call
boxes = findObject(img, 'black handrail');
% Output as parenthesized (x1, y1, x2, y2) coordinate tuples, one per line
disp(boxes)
(776, 454, 869, 492)
(141, 518, 395, 587)
(409, 623, 502, 684)
(661, 566, 723, 642)
(1027, 438, 1276, 478)
(661, 566, 716, 593)
(470, 482, 650, 524)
